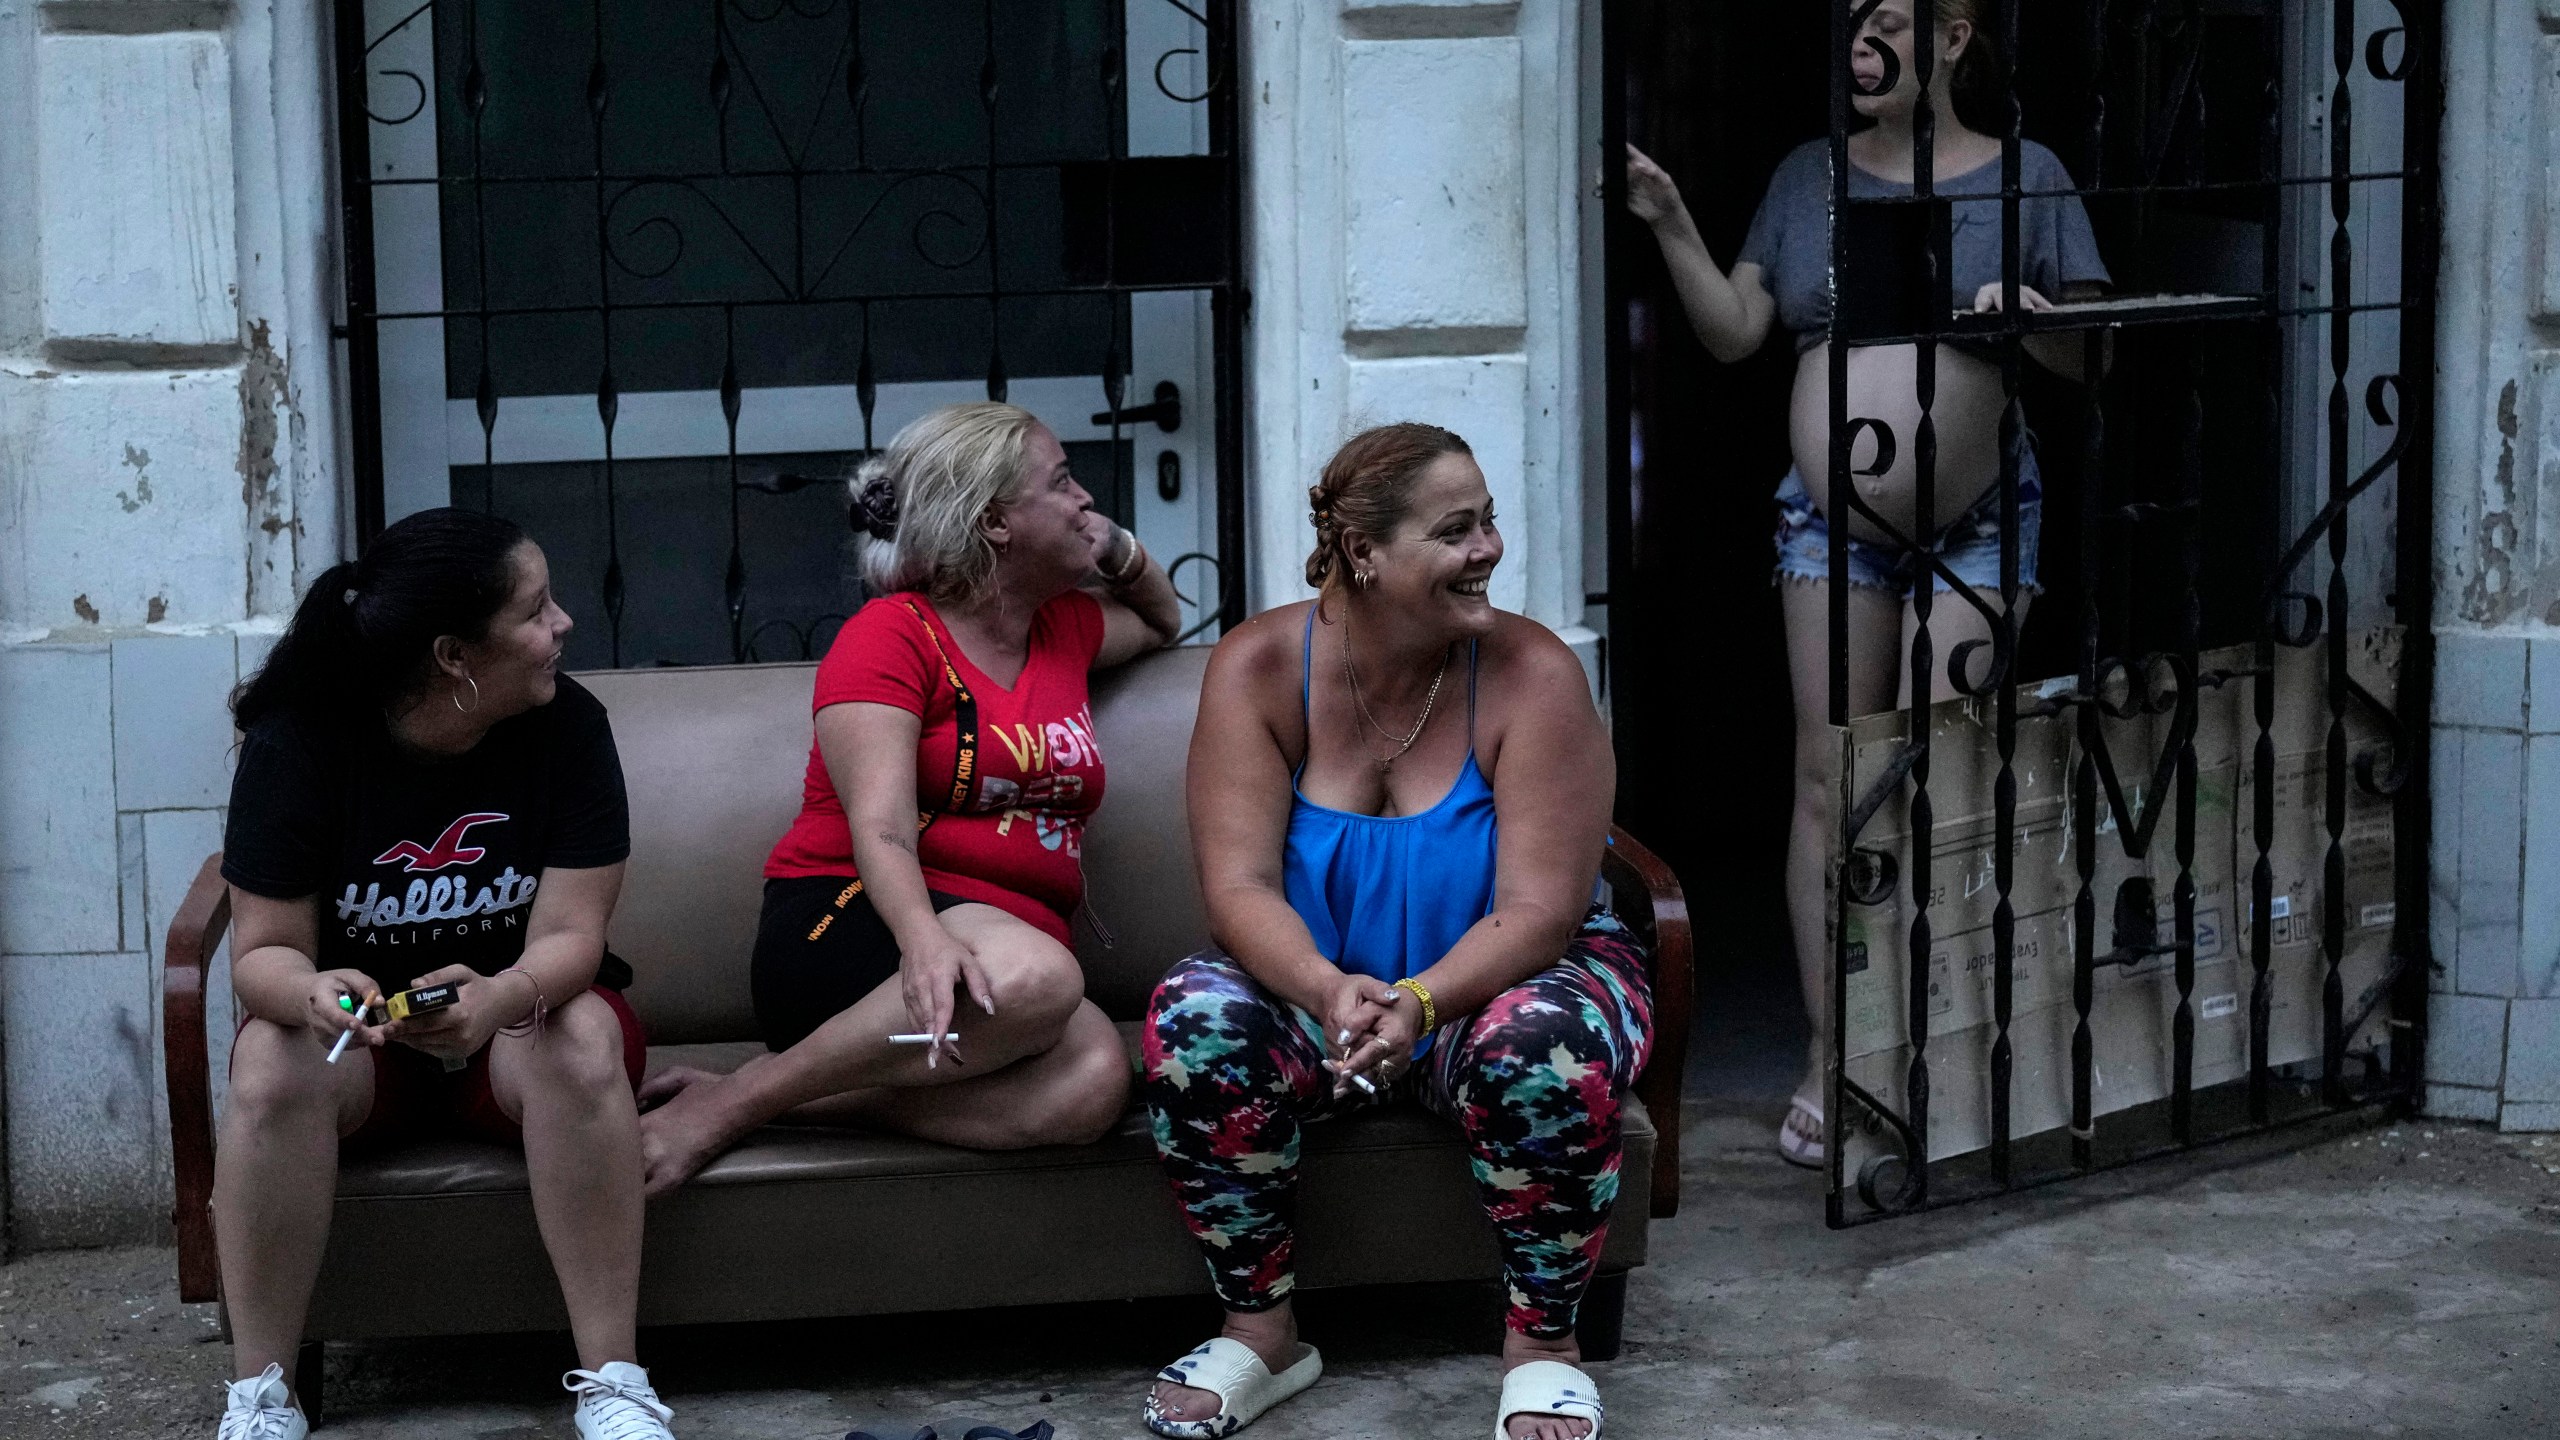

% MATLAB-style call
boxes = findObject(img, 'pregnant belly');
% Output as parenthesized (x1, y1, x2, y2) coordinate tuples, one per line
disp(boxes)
(1789, 342, 2010, 545)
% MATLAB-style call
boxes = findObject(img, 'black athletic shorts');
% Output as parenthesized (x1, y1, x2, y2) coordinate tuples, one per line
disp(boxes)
(751, 875, 969, 1051)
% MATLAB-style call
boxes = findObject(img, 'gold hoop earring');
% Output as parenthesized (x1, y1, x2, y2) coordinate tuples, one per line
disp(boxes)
(1354, 569, 1373, 591)
(453, 674, 481, 714)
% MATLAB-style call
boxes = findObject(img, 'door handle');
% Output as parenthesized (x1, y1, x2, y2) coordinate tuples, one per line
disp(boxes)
(1093, 380, 1182, 433)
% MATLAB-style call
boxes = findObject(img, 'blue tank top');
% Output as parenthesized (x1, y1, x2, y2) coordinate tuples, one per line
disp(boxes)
(1283, 607, 1498, 986)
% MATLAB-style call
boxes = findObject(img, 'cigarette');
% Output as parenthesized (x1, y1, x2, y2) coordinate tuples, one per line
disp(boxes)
(1351, 1074, 1378, 1096)
(324, 992, 368, 1065)
(888, 1032, 963, 1045)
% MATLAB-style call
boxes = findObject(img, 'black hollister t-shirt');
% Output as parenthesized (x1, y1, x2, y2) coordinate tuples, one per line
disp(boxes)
(221, 675, 634, 988)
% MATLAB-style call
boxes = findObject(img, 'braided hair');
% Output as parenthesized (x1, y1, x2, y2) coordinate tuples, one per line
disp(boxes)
(1304, 423, 1473, 591)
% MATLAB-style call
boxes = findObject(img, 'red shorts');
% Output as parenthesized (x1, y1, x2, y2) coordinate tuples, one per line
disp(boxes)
(334, 986, 646, 1149)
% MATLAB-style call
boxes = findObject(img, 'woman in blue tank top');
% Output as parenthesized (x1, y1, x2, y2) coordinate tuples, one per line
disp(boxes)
(1140, 425, 1655, 1440)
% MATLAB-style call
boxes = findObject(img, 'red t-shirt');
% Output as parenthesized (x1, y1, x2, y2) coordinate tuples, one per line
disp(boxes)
(765, 590, 1108, 946)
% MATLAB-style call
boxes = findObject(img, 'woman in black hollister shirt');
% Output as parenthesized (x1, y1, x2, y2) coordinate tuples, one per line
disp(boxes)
(211, 510, 676, 1440)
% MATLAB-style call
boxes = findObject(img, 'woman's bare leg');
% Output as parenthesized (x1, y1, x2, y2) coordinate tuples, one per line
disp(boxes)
(1781, 578, 1903, 1153)
(211, 1018, 377, 1404)
(637, 904, 1091, 1192)
(770, 999, 1130, 1149)
(486, 991, 644, 1371)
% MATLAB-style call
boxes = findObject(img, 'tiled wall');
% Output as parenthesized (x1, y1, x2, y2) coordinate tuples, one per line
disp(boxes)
(0, 629, 261, 1246)
(2424, 2, 2560, 1132)
(2424, 634, 2560, 1130)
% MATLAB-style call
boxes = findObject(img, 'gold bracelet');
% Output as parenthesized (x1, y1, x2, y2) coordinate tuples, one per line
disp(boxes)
(1392, 977, 1436, 1035)
(495, 966, 548, 1038)
(1100, 526, 1146, 587)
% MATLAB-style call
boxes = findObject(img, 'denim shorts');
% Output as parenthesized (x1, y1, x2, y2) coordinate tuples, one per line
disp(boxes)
(1772, 450, 2043, 597)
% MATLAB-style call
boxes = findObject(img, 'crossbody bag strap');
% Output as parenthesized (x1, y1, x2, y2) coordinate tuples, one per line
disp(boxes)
(900, 598, 979, 835)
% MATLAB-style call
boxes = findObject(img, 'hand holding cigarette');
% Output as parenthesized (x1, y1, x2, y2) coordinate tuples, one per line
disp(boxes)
(895, 925, 993, 1071)
(324, 994, 368, 1064)
(308, 970, 390, 1063)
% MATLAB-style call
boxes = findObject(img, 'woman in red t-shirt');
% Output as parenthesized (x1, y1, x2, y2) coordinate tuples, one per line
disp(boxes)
(638, 402, 1182, 1190)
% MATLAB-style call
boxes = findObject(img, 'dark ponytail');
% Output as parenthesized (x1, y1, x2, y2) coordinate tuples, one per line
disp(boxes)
(234, 508, 528, 732)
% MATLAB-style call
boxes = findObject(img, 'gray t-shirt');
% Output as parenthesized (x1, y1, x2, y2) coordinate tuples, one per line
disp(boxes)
(1739, 138, 2111, 352)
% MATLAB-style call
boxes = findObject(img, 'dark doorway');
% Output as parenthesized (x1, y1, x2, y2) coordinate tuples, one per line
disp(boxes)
(1611, 4, 1826, 1106)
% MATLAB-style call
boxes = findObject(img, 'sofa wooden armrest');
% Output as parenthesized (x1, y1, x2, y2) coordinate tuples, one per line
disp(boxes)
(164, 851, 231, 1304)
(1604, 825, 1692, 1219)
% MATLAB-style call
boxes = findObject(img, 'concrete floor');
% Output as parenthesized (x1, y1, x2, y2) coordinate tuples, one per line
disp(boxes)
(5, 1101, 2557, 1439)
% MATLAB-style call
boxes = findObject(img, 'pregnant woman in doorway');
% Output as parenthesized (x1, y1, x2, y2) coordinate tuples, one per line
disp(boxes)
(1628, 0, 2107, 1166)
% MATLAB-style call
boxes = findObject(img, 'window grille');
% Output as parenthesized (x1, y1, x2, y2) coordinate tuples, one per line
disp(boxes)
(334, 0, 1246, 668)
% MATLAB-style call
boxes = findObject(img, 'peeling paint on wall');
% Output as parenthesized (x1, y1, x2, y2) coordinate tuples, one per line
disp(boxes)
(236, 319, 284, 517)
(70, 595, 99, 625)
(115, 445, 153, 514)
(236, 319, 303, 602)
(2461, 378, 2524, 625)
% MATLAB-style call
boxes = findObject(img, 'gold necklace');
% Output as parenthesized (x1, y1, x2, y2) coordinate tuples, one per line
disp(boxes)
(1341, 609, 1449, 775)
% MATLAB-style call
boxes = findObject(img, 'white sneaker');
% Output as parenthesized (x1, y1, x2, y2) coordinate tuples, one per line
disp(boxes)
(217, 1364, 308, 1440)
(566, 1361, 676, 1440)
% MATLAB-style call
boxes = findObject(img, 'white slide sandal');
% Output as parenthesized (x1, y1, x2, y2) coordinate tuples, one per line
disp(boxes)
(1494, 1359, 1605, 1440)
(1143, 1336, 1323, 1438)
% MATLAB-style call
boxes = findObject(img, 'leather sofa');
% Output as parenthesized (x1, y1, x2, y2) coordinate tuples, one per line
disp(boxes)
(161, 644, 1691, 1419)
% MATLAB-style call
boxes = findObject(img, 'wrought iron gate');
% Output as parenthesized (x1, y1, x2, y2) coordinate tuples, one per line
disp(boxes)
(1603, 0, 2437, 1225)
(1809, 0, 2438, 1225)
(332, 0, 1246, 670)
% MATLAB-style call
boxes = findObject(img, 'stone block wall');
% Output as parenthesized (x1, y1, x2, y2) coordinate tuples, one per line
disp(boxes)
(2423, 0, 2560, 1130)
(1242, 0, 1600, 671)
(0, 0, 338, 1246)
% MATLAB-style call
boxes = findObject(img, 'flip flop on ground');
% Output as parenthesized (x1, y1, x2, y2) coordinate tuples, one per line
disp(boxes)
(1778, 1092, 1825, 1168)
(1142, 1336, 1322, 1438)
(1494, 1358, 1604, 1440)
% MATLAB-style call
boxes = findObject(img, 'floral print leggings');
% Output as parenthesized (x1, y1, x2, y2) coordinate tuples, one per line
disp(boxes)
(1143, 908, 1654, 1338)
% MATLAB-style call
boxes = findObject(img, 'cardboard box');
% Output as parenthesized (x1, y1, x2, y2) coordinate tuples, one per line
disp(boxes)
(1833, 630, 2403, 1172)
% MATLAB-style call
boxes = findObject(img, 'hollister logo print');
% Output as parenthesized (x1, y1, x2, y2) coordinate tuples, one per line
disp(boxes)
(338, 811, 539, 944)
(373, 812, 509, 872)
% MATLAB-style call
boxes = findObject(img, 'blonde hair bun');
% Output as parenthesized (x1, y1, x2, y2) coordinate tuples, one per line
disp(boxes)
(850, 402, 1041, 603)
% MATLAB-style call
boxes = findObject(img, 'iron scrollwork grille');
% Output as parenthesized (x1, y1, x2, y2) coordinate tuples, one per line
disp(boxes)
(1813, 0, 2437, 1225)
(332, 0, 1247, 669)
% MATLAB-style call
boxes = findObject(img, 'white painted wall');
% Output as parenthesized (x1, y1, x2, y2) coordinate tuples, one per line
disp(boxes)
(2421, 0, 2560, 1131)
(1242, 0, 1601, 679)
(0, 0, 335, 1246)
